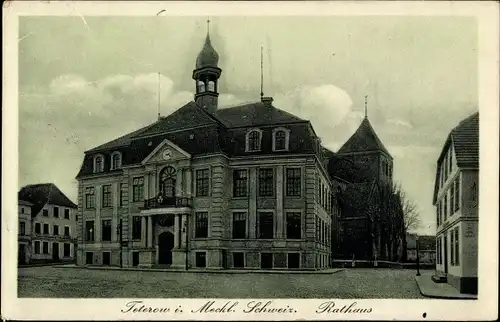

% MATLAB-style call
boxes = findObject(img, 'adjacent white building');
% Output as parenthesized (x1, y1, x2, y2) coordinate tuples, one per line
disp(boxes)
(433, 111, 479, 294)
(18, 183, 78, 264)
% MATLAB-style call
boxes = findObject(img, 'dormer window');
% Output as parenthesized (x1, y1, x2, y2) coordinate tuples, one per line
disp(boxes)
(111, 151, 122, 170)
(246, 129, 262, 152)
(93, 155, 104, 173)
(272, 127, 290, 151)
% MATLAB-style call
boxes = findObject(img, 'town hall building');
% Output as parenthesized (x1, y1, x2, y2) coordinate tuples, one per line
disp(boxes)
(75, 25, 392, 270)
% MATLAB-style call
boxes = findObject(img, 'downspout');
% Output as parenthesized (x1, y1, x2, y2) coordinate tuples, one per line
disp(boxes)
(185, 214, 189, 270)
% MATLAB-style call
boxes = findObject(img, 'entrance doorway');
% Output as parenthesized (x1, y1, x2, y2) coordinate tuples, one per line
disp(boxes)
(18, 244, 26, 264)
(86, 252, 93, 265)
(52, 242, 60, 262)
(158, 232, 174, 265)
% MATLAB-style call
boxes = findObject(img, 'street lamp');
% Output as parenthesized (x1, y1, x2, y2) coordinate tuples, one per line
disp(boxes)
(416, 235, 421, 276)
(116, 221, 123, 268)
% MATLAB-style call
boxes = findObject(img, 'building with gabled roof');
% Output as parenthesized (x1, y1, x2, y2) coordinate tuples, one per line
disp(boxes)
(18, 183, 77, 264)
(75, 23, 394, 270)
(433, 111, 479, 294)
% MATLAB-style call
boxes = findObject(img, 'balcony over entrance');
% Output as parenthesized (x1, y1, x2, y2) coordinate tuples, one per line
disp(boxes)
(140, 195, 192, 215)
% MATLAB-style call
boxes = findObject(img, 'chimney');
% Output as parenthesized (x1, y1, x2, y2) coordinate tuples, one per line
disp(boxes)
(261, 96, 273, 105)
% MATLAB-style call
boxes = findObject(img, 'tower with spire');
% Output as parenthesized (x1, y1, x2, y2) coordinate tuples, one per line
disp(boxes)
(192, 19, 222, 114)
(337, 96, 393, 184)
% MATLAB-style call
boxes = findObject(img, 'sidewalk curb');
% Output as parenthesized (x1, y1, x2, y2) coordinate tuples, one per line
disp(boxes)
(52, 265, 345, 275)
(414, 276, 477, 300)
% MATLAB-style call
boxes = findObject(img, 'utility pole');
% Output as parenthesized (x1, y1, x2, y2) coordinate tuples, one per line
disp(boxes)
(416, 235, 421, 276)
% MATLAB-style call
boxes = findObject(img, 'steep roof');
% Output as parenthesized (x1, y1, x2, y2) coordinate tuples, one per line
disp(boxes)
(18, 183, 77, 217)
(337, 118, 391, 157)
(87, 101, 219, 153)
(215, 101, 306, 128)
(432, 111, 479, 204)
(450, 111, 479, 168)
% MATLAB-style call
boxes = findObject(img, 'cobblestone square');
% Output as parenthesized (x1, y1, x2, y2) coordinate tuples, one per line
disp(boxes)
(18, 266, 427, 298)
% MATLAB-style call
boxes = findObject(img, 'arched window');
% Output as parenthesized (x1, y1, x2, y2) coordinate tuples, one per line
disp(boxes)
(160, 166, 176, 197)
(208, 80, 215, 92)
(111, 152, 121, 170)
(94, 155, 104, 173)
(246, 130, 262, 152)
(272, 127, 290, 151)
(197, 81, 205, 93)
(275, 130, 286, 150)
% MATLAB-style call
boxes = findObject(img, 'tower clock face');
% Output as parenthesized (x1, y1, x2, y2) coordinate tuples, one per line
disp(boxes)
(162, 149, 172, 160)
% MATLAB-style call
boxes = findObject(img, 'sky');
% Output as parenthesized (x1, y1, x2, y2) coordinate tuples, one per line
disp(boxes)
(18, 16, 478, 235)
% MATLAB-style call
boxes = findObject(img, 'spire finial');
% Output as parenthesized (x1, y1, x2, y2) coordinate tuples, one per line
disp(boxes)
(157, 72, 161, 120)
(207, 18, 210, 35)
(364, 94, 368, 119)
(260, 45, 264, 98)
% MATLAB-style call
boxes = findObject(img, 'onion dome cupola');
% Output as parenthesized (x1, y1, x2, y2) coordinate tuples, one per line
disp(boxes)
(192, 19, 222, 114)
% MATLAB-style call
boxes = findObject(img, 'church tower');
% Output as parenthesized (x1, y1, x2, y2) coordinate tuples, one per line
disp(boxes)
(337, 102, 393, 184)
(192, 20, 222, 114)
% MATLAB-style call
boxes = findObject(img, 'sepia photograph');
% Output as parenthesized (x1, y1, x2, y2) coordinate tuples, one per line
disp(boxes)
(2, 1, 499, 320)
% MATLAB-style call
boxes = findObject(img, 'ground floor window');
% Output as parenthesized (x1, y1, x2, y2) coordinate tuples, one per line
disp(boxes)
(42, 241, 49, 254)
(261, 253, 273, 269)
(233, 252, 245, 268)
(63, 243, 71, 257)
(287, 253, 300, 269)
(196, 252, 207, 268)
(132, 252, 139, 267)
(34, 241, 40, 254)
(103, 252, 111, 266)
(86, 252, 93, 265)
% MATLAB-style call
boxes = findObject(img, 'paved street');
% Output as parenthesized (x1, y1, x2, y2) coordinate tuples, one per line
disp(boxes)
(18, 266, 427, 298)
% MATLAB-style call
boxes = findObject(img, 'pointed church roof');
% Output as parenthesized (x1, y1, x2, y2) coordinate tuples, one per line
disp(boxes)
(196, 33, 219, 69)
(337, 118, 391, 157)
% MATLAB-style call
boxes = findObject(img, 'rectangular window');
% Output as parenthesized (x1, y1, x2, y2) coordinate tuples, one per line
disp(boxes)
(43, 209, 48, 216)
(258, 168, 274, 197)
(53, 206, 59, 218)
(450, 230, 454, 265)
(132, 252, 139, 266)
(21, 207, 24, 214)
(454, 179, 460, 212)
(85, 221, 95, 241)
(34, 241, 40, 254)
(437, 238, 440, 265)
(450, 183, 455, 216)
(64, 209, 70, 219)
(454, 227, 460, 266)
(286, 212, 302, 239)
(20, 222, 26, 235)
(196, 169, 210, 197)
(132, 216, 142, 240)
(43, 223, 49, 235)
(132, 177, 144, 202)
(85, 187, 95, 209)
(35, 223, 41, 234)
(64, 226, 70, 237)
(102, 219, 112, 242)
(195, 252, 207, 268)
(286, 168, 301, 196)
(288, 253, 300, 269)
(258, 212, 274, 239)
(53, 225, 59, 236)
(63, 243, 71, 257)
(119, 183, 125, 206)
(232, 212, 247, 239)
(233, 252, 245, 268)
(436, 203, 440, 227)
(233, 169, 248, 197)
(42, 241, 49, 254)
(195, 212, 209, 238)
(443, 194, 448, 221)
(102, 185, 112, 208)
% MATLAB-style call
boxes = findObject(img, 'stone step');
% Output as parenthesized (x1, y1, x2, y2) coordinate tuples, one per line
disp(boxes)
(431, 274, 447, 283)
